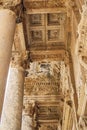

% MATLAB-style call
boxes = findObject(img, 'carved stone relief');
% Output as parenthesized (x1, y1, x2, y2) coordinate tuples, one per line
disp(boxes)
(36, 105, 62, 120)
(25, 80, 61, 96)
(48, 29, 60, 41)
(77, 2, 87, 70)
(11, 51, 29, 69)
(30, 51, 65, 61)
(23, 100, 63, 130)
(24, 61, 68, 96)
(24, 0, 66, 9)
(29, 14, 42, 26)
(76, 4, 87, 114)
(27, 1, 45, 9)
(46, 0, 65, 8)
(38, 123, 59, 130)
(31, 30, 43, 41)
(47, 13, 66, 25)
(0, 0, 21, 8)
(23, 59, 71, 130)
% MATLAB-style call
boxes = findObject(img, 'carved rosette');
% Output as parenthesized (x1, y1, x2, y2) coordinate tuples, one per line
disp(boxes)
(10, 51, 29, 70)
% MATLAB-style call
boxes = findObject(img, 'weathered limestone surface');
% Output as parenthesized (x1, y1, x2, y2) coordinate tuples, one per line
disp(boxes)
(0, 9, 16, 116)
(0, 0, 21, 8)
(1, 67, 24, 130)
(14, 23, 26, 51)
(77, 1, 87, 70)
(22, 114, 32, 130)
(0, 1, 86, 130)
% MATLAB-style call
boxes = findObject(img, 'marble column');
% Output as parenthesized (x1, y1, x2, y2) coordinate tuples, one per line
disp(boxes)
(1, 52, 25, 130)
(0, 9, 16, 116)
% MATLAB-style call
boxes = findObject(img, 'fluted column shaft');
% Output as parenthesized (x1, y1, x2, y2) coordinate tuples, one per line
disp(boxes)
(0, 9, 16, 116)
(1, 52, 26, 130)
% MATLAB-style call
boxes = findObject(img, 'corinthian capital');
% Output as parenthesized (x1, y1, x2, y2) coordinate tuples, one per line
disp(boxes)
(10, 51, 29, 70)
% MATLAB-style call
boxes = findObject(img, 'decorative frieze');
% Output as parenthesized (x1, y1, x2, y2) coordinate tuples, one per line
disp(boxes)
(36, 106, 62, 120)
(24, 61, 69, 96)
(24, 0, 66, 10)
(29, 50, 65, 61)
(24, 82, 61, 96)
(46, 0, 66, 8)
(38, 123, 59, 130)
(0, 0, 21, 8)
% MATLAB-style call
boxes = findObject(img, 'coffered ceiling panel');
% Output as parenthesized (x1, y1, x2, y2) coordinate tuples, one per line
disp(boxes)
(26, 12, 67, 51)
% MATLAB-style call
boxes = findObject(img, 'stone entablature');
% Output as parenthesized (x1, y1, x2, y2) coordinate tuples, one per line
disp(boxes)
(29, 50, 66, 62)
(0, 0, 21, 8)
(24, 0, 66, 10)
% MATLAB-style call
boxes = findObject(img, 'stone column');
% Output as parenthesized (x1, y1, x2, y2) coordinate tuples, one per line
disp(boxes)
(0, 9, 16, 116)
(1, 52, 26, 130)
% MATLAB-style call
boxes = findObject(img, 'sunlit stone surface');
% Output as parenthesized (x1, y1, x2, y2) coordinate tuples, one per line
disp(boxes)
(0, 9, 16, 116)
(1, 67, 24, 130)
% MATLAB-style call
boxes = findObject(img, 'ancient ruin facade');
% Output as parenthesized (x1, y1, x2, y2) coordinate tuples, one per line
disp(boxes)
(0, 0, 87, 130)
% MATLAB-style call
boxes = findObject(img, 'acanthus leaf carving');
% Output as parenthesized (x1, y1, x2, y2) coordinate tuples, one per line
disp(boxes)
(11, 51, 29, 69)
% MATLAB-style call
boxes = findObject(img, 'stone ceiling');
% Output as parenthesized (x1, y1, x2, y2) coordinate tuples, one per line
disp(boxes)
(22, 0, 71, 62)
